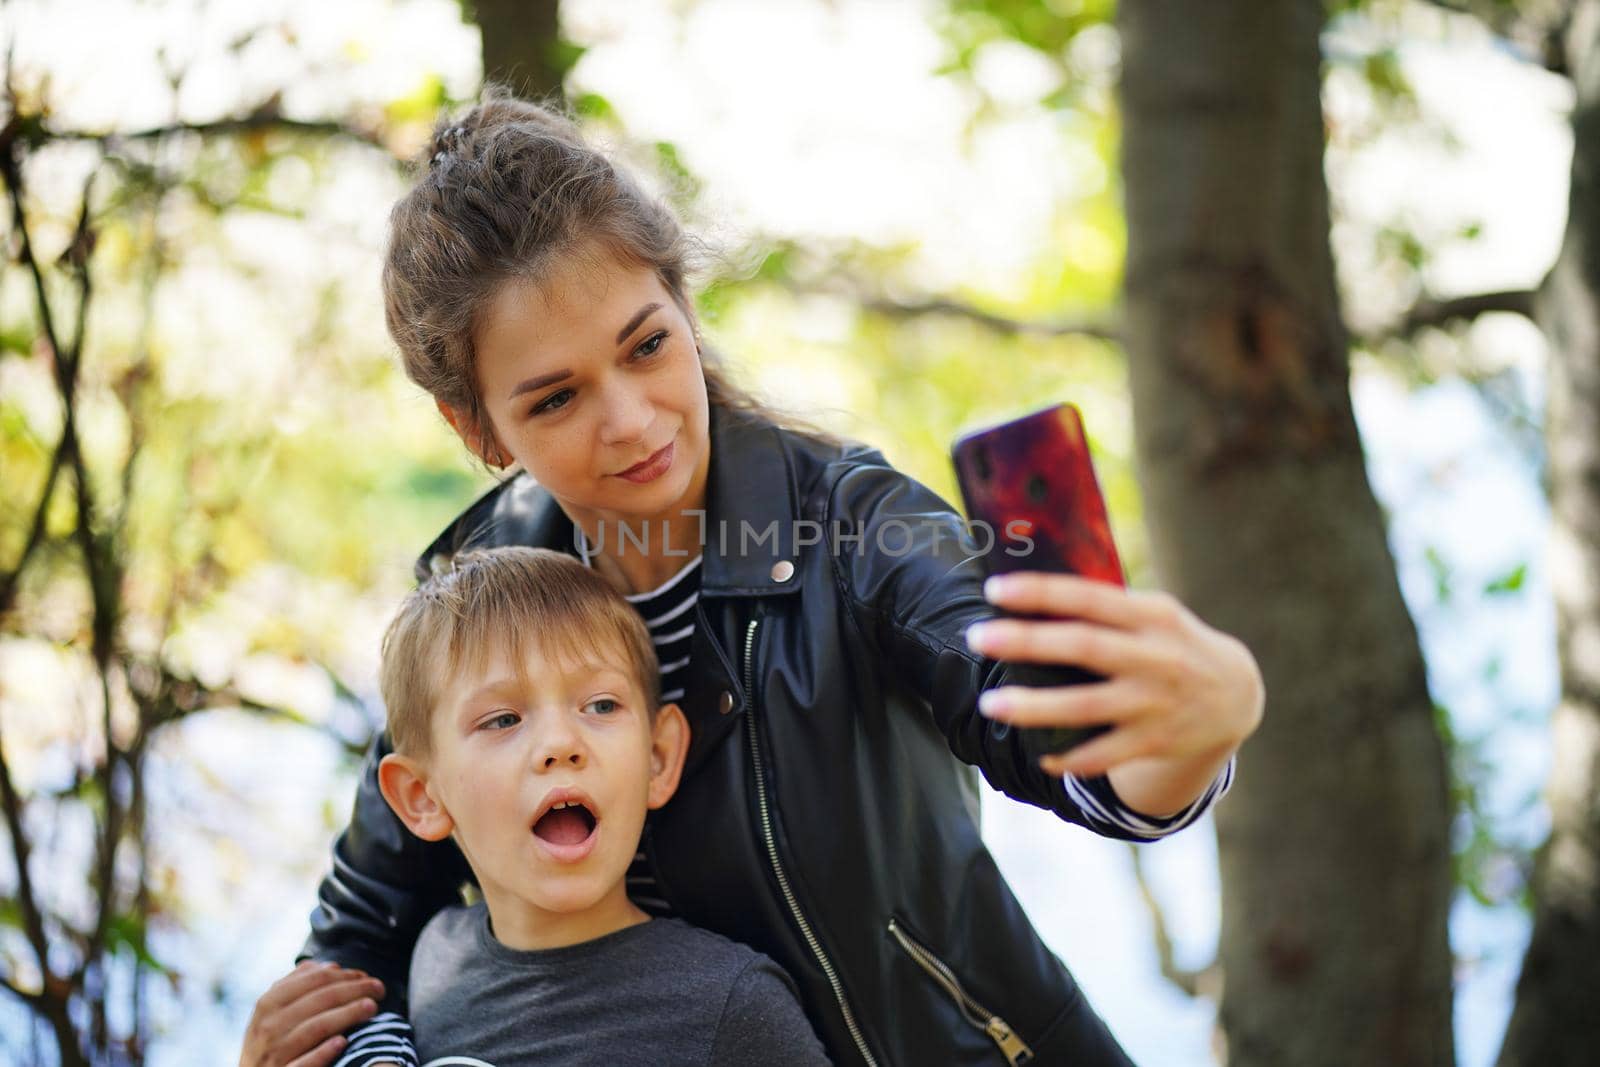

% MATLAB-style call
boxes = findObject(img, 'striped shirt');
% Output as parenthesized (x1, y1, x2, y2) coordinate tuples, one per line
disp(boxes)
(574, 523, 700, 919)
(1066, 755, 1235, 839)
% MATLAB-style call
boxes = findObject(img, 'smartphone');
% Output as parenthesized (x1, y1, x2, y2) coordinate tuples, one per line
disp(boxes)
(951, 402, 1126, 755)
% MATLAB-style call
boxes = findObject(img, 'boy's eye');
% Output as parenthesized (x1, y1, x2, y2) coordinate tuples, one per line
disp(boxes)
(586, 698, 619, 715)
(482, 711, 520, 730)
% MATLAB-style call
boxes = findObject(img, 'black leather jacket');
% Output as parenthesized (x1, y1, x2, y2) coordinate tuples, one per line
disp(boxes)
(301, 402, 1142, 1066)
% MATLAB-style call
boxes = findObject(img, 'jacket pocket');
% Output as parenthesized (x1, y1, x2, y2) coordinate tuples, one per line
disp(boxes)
(886, 915, 1035, 1066)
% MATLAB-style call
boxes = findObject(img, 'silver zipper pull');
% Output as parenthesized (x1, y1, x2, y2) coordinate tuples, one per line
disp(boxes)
(986, 1016, 1035, 1065)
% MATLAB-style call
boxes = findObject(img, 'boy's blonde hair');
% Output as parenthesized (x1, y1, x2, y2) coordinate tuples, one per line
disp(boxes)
(379, 547, 662, 762)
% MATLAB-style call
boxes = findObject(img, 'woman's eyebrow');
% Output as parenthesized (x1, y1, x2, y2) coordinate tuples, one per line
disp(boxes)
(509, 368, 572, 400)
(614, 301, 662, 344)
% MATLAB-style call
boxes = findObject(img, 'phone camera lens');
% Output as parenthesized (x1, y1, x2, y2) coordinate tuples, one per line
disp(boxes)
(1026, 473, 1047, 502)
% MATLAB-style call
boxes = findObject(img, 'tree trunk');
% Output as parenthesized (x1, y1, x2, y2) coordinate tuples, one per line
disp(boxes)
(1115, 3, 1456, 1064)
(1498, 4, 1600, 1063)
(466, 0, 566, 102)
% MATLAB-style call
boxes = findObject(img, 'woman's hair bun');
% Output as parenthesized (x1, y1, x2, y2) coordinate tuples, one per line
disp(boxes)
(424, 85, 580, 170)
(427, 121, 471, 169)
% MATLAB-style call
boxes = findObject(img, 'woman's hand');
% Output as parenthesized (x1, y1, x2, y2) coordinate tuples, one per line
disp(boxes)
(239, 960, 387, 1067)
(965, 572, 1264, 792)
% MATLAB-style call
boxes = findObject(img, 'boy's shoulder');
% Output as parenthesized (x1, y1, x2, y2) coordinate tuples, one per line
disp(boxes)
(643, 915, 763, 964)
(630, 921, 793, 991)
(414, 904, 765, 983)
(416, 899, 479, 945)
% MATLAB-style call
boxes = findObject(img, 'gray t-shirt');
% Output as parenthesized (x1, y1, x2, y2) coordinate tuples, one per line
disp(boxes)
(409, 904, 832, 1066)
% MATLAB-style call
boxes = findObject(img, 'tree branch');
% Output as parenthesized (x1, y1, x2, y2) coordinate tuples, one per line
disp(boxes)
(1, 133, 70, 383)
(0, 93, 94, 623)
(0, 720, 56, 1012)
(40, 113, 390, 156)
(1126, 842, 1221, 999)
(859, 292, 1122, 343)
(0, 781, 88, 1060)
(1364, 288, 1537, 346)
(1408, 0, 1568, 75)
(784, 275, 1122, 344)
(0, 429, 69, 619)
(126, 658, 372, 760)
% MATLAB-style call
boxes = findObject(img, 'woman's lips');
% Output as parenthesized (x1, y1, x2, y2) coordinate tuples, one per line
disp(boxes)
(616, 441, 674, 484)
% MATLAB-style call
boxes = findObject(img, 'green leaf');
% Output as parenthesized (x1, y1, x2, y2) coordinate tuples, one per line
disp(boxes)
(572, 91, 615, 121)
(1425, 544, 1452, 603)
(546, 38, 587, 79)
(1362, 49, 1413, 102)
(384, 73, 451, 126)
(105, 911, 165, 972)
(1483, 562, 1526, 595)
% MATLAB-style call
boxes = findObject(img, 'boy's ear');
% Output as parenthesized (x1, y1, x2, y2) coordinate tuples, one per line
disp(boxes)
(378, 752, 456, 842)
(646, 703, 691, 811)
(435, 398, 511, 469)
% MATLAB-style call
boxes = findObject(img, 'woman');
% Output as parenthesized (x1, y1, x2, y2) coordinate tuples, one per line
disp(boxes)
(241, 88, 1263, 1067)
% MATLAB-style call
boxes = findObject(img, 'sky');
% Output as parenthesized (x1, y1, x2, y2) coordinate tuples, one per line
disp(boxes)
(0, 1, 1573, 1064)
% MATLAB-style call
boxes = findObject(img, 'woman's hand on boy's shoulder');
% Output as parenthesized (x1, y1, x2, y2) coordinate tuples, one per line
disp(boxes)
(240, 960, 387, 1067)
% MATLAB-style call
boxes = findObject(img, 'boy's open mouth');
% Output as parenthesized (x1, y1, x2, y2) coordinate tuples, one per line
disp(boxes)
(532, 799, 598, 846)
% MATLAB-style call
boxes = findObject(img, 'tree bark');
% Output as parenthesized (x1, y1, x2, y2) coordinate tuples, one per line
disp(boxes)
(465, 0, 566, 102)
(1498, 4, 1600, 1063)
(1115, 3, 1456, 1064)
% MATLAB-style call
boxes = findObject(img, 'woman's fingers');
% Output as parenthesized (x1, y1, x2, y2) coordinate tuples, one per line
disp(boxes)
(965, 618, 1156, 675)
(1038, 722, 1162, 779)
(284, 972, 383, 1029)
(982, 572, 1183, 631)
(285, 1034, 350, 1067)
(262, 962, 370, 1015)
(279, 975, 385, 1047)
(255, 962, 336, 1016)
(978, 681, 1143, 727)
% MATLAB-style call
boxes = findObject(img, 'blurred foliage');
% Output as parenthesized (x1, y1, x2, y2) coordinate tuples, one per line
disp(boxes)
(0, 34, 497, 1063)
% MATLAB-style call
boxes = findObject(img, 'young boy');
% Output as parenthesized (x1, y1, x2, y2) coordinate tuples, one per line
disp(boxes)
(373, 546, 831, 1066)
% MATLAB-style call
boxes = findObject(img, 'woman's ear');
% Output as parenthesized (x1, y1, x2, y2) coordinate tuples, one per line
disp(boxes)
(646, 703, 691, 810)
(435, 398, 512, 469)
(378, 752, 456, 842)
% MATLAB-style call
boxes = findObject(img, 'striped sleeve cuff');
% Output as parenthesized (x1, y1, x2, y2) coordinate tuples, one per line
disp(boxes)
(333, 1013, 418, 1067)
(1060, 755, 1235, 841)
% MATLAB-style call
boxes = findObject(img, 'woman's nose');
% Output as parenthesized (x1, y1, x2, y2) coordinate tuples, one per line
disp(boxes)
(599, 382, 652, 446)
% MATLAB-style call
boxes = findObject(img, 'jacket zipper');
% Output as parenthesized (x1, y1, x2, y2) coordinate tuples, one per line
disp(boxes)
(887, 917, 1035, 1066)
(743, 617, 880, 1067)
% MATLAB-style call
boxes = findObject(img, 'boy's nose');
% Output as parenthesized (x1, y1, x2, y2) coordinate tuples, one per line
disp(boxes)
(540, 749, 584, 770)
(532, 720, 586, 771)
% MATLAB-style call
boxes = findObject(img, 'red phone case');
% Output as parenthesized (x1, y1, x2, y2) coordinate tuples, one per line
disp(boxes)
(951, 402, 1125, 754)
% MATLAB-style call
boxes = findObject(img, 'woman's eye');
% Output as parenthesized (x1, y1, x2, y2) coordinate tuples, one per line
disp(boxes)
(634, 330, 668, 359)
(482, 711, 520, 730)
(532, 389, 573, 417)
(586, 698, 619, 715)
